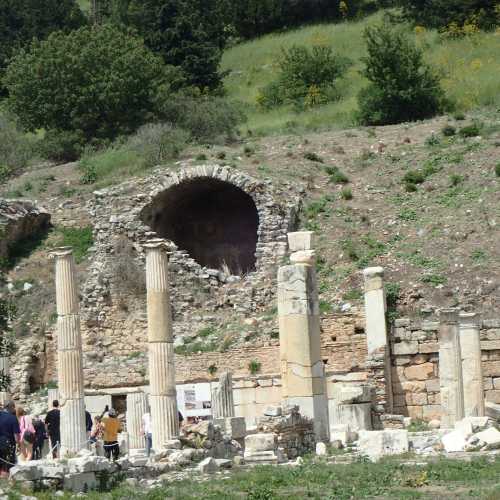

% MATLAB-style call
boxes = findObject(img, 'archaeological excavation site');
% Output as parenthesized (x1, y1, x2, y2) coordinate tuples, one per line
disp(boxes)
(1, 155, 499, 493)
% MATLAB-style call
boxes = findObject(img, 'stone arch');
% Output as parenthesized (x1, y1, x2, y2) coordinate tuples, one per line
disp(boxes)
(140, 170, 260, 275)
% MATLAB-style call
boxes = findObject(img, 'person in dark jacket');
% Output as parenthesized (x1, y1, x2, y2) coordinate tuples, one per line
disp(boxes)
(44, 400, 60, 458)
(0, 401, 20, 477)
(32, 415, 46, 460)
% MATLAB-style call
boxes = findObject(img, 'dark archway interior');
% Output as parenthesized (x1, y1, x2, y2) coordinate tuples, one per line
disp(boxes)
(140, 178, 259, 275)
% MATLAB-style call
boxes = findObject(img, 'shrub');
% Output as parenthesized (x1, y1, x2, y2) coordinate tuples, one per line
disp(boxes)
(496, 163, 500, 177)
(341, 187, 353, 200)
(325, 166, 349, 184)
(357, 23, 447, 125)
(127, 123, 189, 168)
(258, 45, 350, 110)
(449, 174, 464, 186)
(441, 125, 456, 136)
(4, 25, 167, 149)
(403, 170, 426, 185)
(157, 92, 245, 142)
(38, 129, 86, 162)
(248, 359, 261, 375)
(53, 226, 93, 263)
(304, 152, 324, 163)
(459, 123, 481, 137)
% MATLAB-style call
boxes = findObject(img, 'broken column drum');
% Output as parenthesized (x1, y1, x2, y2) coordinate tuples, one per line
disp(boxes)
(212, 371, 235, 419)
(126, 392, 149, 450)
(278, 231, 329, 442)
(459, 312, 485, 417)
(50, 247, 87, 455)
(144, 239, 179, 450)
(438, 308, 465, 428)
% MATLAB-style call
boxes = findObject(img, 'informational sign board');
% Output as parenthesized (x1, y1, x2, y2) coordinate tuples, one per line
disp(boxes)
(176, 382, 212, 418)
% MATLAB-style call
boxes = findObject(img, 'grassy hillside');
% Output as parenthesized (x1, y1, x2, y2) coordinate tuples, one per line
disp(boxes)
(221, 12, 500, 135)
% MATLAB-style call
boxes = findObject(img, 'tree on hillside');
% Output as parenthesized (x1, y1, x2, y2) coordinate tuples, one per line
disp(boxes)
(357, 23, 447, 125)
(0, 0, 85, 95)
(123, 0, 227, 91)
(398, 0, 499, 29)
(4, 25, 170, 159)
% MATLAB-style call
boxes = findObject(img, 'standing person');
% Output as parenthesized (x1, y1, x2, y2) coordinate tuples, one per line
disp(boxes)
(102, 408, 122, 461)
(85, 409, 93, 438)
(90, 416, 104, 456)
(17, 407, 35, 462)
(0, 401, 20, 477)
(141, 409, 152, 457)
(44, 400, 60, 458)
(32, 415, 46, 460)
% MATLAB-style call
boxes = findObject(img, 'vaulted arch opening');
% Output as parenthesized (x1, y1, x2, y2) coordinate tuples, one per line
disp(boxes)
(140, 178, 259, 275)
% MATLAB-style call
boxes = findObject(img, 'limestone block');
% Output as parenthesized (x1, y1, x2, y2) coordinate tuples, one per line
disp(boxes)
(442, 428, 470, 452)
(485, 401, 500, 420)
(213, 417, 247, 440)
(287, 395, 330, 441)
(255, 386, 281, 405)
(418, 343, 439, 354)
(244, 433, 277, 454)
(290, 250, 315, 265)
(422, 405, 442, 421)
(425, 379, 441, 393)
(315, 442, 327, 456)
(405, 393, 427, 406)
(474, 427, 500, 449)
(456, 417, 492, 433)
(329, 401, 372, 431)
(404, 363, 434, 381)
(263, 406, 282, 417)
(288, 231, 314, 252)
(10, 464, 42, 481)
(392, 342, 418, 355)
(330, 384, 372, 404)
(63, 472, 97, 493)
(358, 430, 409, 461)
(67, 456, 112, 474)
(197, 457, 219, 474)
(84, 395, 112, 417)
(330, 424, 357, 445)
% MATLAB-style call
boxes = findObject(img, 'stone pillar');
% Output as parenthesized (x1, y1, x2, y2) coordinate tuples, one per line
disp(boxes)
(47, 388, 60, 409)
(126, 392, 149, 451)
(212, 371, 235, 418)
(438, 308, 465, 427)
(363, 267, 393, 426)
(0, 357, 9, 406)
(459, 312, 485, 417)
(144, 239, 179, 450)
(50, 247, 86, 456)
(278, 231, 329, 442)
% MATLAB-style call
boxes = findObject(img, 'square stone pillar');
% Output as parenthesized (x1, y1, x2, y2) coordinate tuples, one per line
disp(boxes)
(363, 267, 393, 424)
(278, 231, 329, 442)
(459, 312, 485, 417)
(144, 239, 179, 451)
(50, 247, 87, 456)
(439, 308, 465, 427)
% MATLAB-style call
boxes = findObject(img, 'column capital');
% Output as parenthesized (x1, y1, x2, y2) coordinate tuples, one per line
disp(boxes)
(439, 308, 460, 324)
(288, 231, 315, 252)
(143, 238, 169, 252)
(459, 312, 480, 328)
(49, 246, 73, 260)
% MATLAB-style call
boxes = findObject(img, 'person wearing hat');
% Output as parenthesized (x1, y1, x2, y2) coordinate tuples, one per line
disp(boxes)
(101, 407, 122, 461)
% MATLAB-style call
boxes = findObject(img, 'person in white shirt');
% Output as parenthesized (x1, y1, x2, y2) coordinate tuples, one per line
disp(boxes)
(141, 410, 152, 457)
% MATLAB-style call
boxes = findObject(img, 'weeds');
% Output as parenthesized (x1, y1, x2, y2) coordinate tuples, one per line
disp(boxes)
(51, 226, 93, 264)
(304, 151, 324, 163)
(421, 273, 447, 286)
(248, 359, 262, 375)
(340, 187, 353, 200)
(325, 166, 349, 184)
(441, 124, 456, 136)
(459, 123, 481, 137)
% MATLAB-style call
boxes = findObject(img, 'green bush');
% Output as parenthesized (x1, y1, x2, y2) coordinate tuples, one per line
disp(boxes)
(157, 92, 245, 142)
(495, 163, 500, 177)
(4, 25, 168, 150)
(37, 129, 86, 162)
(53, 226, 93, 263)
(341, 186, 353, 200)
(357, 23, 447, 125)
(403, 170, 426, 185)
(441, 124, 456, 136)
(0, 111, 37, 177)
(325, 166, 349, 184)
(258, 45, 350, 110)
(459, 123, 481, 137)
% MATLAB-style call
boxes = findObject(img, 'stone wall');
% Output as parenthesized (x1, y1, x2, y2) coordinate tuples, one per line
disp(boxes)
(390, 317, 500, 420)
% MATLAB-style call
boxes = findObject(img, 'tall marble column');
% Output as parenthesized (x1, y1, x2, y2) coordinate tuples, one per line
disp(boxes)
(212, 371, 235, 418)
(439, 308, 465, 427)
(459, 312, 485, 417)
(50, 247, 86, 455)
(363, 267, 393, 423)
(278, 231, 329, 442)
(0, 356, 9, 406)
(126, 392, 149, 451)
(144, 239, 179, 450)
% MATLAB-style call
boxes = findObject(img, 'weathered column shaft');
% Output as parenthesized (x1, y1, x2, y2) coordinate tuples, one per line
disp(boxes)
(0, 356, 9, 406)
(363, 267, 393, 421)
(212, 371, 235, 418)
(278, 231, 329, 442)
(145, 239, 179, 450)
(459, 312, 484, 417)
(51, 247, 86, 455)
(126, 392, 149, 450)
(439, 308, 465, 427)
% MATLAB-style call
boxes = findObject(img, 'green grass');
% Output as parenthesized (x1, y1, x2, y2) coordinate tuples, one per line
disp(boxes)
(221, 12, 500, 135)
(20, 456, 500, 499)
(52, 226, 93, 264)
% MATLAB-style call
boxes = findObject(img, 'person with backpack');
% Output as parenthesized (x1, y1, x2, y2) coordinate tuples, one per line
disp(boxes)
(101, 407, 122, 461)
(44, 400, 60, 458)
(32, 415, 46, 460)
(0, 401, 20, 477)
(16, 406, 35, 461)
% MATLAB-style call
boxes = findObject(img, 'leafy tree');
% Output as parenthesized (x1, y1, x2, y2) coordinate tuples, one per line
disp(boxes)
(357, 23, 447, 125)
(398, 0, 498, 29)
(4, 25, 169, 158)
(0, 0, 85, 95)
(124, 0, 227, 91)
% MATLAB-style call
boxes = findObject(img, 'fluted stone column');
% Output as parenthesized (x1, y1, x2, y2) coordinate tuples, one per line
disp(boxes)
(459, 312, 485, 417)
(439, 308, 465, 428)
(47, 388, 60, 409)
(126, 392, 149, 451)
(0, 357, 9, 406)
(212, 371, 235, 418)
(144, 239, 179, 450)
(50, 247, 86, 456)
(278, 231, 329, 442)
(363, 267, 393, 423)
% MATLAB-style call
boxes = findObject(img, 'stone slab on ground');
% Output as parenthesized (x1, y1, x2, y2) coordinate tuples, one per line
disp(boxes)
(358, 430, 409, 461)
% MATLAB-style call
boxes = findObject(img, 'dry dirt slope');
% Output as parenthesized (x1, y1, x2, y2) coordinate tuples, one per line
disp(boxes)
(1, 109, 499, 342)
